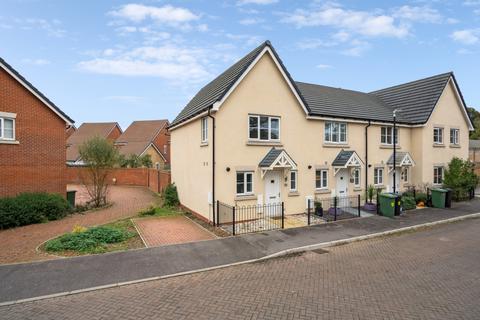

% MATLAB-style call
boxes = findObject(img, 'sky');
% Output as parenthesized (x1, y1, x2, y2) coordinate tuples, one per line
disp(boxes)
(1, 0, 479, 129)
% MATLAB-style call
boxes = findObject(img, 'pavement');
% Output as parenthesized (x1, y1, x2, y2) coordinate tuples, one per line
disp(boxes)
(0, 185, 159, 264)
(2, 217, 480, 319)
(1, 199, 480, 304)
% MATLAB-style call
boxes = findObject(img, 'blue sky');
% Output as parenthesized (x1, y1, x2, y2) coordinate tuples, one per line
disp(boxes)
(1, 0, 479, 129)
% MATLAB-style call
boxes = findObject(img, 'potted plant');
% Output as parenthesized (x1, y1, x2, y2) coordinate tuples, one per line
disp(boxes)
(314, 201, 323, 216)
(363, 184, 377, 211)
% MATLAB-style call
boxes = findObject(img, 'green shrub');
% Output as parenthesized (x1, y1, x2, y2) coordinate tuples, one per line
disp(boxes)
(443, 157, 478, 201)
(402, 196, 416, 210)
(139, 205, 157, 216)
(163, 183, 180, 207)
(45, 226, 133, 253)
(0, 193, 71, 229)
(415, 192, 427, 204)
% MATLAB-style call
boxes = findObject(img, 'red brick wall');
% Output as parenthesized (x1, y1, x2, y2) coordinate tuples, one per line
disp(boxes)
(0, 68, 68, 198)
(67, 167, 171, 193)
(153, 125, 170, 163)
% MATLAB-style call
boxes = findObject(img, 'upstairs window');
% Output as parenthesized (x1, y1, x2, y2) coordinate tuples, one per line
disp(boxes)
(0, 117, 15, 140)
(450, 128, 459, 145)
(201, 117, 208, 143)
(381, 127, 398, 145)
(433, 127, 443, 144)
(248, 115, 280, 141)
(324, 122, 347, 143)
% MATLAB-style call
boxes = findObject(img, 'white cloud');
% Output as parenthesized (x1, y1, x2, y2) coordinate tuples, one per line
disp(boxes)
(237, 0, 278, 5)
(451, 29, 480, 45)
(239, 17, 264, 25)
(197, 24, 209, 32)
(110, 4, 199, 26)
(225, 33, 263, 46)
(296, 38, 337, 49)
(22, 58, 51, 66)
(281, 6, 409, 38)
(464, 0, 480, 6)
(316, 64, 333, 69)
(21, 18, 66, 37)
(392, 6, 442, 23)
(342, 40, 371, 56)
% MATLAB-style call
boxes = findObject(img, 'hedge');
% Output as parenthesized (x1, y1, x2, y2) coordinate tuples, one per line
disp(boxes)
(0, 192, 71, 229)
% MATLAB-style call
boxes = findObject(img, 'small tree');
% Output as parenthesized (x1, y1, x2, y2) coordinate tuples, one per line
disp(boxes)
(163, 183, 180, 207)
(140, 154, 153, 168)
(443, 157, 478, 201)
(79, 136, 119, 207)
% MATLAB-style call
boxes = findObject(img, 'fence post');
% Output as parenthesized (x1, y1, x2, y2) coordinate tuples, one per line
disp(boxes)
(232, 206, 236, 236)
(334, 196, 337, 221)
(281, 202, 285, 229)
(357, 194, 361, 217)
(307, 199, 311, 226)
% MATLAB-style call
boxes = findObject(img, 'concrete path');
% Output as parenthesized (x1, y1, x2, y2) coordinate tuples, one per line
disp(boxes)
(1, 200, 479, 304)
(0, 185, 159, 264)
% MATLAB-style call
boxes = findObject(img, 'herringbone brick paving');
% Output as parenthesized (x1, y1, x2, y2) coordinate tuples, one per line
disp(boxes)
(2, 218, 479, 319)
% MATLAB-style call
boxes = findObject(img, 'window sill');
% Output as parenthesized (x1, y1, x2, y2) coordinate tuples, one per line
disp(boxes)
(379, 144, 401, 149)
(449, 144, 461, 148)
(200, 142, 209, 147)
(235, 194, 257, 201)
(288, 191, 300, 197)
(374, 184, 385, 188)
(0, 139, 19, 145)
(315, 189, 330, 195)
(433, 144, 445, 148)
(353, 187, 362, 191)
(322, 143, 349, 148)
(246, 140, 282, 147)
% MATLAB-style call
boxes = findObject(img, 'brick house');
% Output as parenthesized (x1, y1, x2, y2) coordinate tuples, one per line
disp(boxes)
(115, 120, 170, 169)
(0, 57, 74, 197)
(66, 122, 122, 165)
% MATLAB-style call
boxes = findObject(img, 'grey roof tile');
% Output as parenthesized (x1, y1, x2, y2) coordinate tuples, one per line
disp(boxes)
(386, 151, 412, 166)
(332, 150, 355, 167)
(259, 148, 283, 167)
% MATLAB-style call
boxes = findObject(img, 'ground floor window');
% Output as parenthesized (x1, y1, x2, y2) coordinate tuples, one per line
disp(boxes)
(433, 167, 444, 185)
(236, 172, 253, 195)
(374, 168, 383, 185)
(353, 168, 360, 187)
(290, 170, 297, 192)
(401, 167, 409, 183)
(315, 169, 328, 189)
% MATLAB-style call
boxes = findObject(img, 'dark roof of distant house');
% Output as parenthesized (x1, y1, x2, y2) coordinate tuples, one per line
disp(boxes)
(171, 41, 471, 129)
(66, 122, 120, 162)
(115, 120, 168, 156)
(0, 56, 74, 124)
(331, 150, 355, 167)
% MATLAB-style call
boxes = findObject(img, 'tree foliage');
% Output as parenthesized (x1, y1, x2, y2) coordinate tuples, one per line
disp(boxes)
(468, 107, 480, 139)
(79, 136, 119, 207)
(443, 157, 478, 201)
(118, 154, 153, 168)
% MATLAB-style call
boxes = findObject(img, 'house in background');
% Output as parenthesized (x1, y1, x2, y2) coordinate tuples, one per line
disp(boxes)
(115, 120, 169, 169)
(66, 122, 122, 166)
(469, 140, 480, 163)
(0, 57, 74, 197)
(66, 124, 76, 138)
(169, 41, 473, 223)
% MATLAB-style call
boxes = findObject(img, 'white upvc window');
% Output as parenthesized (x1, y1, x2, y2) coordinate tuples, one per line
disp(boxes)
(0, 117, 15, 140)
(236, 171, 254, 195)
(433, 127, 443, 144)
(374, 168, 383, 185)
(201, 117, 208, 143)
(353, 168, 361, 187)
(315, 169, 328, 189)
(450, 128, 459, 145)
(248, 115, 280, 141)
(324, 122, 347, 143)
(380, 126, 398, 145)
(290, 170, 298, 192)
(401, 167, 409, 183)
(433, 166, 444, 185)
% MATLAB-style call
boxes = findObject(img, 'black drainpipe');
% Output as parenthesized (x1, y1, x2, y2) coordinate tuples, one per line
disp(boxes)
(365, 120, 371, 203)
(207, 108, 216, 225)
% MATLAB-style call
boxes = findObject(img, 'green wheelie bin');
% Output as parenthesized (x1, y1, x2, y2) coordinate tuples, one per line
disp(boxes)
(431, 189, 447, 208)
(66, 190, 77, 207)
(379, 193, 399, 218)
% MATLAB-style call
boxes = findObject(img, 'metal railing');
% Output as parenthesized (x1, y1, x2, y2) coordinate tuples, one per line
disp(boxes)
(216, 201, 284, 235)
(307, 195, 361, 223)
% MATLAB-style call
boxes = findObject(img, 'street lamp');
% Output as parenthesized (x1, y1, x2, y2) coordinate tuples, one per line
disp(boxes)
(393, 109, 402, 194)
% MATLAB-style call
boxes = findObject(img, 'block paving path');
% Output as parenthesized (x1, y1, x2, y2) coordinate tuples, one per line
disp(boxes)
(133, 216, 215, 247)
(0, 185, 159, 264)
(2, 218, 479, 319)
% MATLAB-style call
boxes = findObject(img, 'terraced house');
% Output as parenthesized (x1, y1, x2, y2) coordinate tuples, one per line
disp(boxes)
(170, 41, 473, 222)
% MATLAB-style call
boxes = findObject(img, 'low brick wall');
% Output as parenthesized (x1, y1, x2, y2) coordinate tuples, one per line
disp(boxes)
(66, 167, 171, 193)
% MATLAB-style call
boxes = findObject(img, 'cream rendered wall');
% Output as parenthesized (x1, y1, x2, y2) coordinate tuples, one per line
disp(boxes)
(413, 80, 469, 185)
(170, 116, 213, 220)
(143, 145, 166, 169)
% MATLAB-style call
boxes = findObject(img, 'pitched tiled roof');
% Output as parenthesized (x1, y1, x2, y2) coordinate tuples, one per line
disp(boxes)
(0, 57, 74, 124)
(386, 151, 414, 166)
(115, 120, 168, 156)
(259, 148, 283, 167)
(331, 150, 355, 167)
(66, 122, 120, 162)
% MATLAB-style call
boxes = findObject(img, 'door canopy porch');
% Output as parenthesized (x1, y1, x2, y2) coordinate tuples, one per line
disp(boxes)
(387, 152, 415, 172)
(332, 150, 363, 176)
(259, 147, 297, 178)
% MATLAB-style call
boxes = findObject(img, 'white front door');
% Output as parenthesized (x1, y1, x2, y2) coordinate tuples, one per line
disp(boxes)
(336, 169, 348, 197)
(389, 168, 401, 192)
(264, 171, 281, 205)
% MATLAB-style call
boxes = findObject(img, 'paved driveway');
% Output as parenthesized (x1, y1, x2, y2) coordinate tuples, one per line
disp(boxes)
(133, 216, 215, 247)
(0, 185, 159, 264)
(2, 218, 479, 319)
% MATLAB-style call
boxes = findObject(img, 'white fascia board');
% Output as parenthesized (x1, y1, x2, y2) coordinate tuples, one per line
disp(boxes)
(168, 110, 210, 131)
